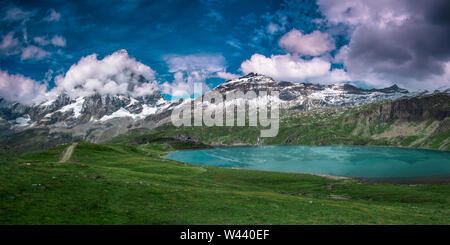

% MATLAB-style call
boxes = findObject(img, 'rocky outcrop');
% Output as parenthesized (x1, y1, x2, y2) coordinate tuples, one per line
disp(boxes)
(356, 93, 450, 123)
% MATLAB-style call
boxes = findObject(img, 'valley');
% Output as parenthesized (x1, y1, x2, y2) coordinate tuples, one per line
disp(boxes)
(1, 141, 449, 224)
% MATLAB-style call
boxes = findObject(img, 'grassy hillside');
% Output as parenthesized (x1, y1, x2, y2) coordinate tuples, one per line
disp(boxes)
(0, 128, 78, 155)
(109, 108, 450, 151)
(1, 142, 449, 224)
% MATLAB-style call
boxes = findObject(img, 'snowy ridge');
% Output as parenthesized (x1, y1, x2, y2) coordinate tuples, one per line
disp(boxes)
(97, 104, 159, 122)
(214, 73, 411, 110)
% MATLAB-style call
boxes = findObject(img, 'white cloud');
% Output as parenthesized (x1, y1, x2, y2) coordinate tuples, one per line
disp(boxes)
(226, 40, 242, 49)
(0, 50, 161, 104)
(216, 71, 239, 80)
(3, 7, 34, 22)
(22, 27, 28, 43)
(33, 36, 50, 46)
(50, 35, 66, 47)
(0, 32, 20, 55)
(1, 33, 60, 61)
(278, 29, 335, 56)
(162, 54, 236, 98)
(241, 53, 349, 83)
(44, 9, 61, 22)
(21, 45, 50, 60)
(33, 35, 66, 47)
(161, 71, 205, 99)
(0, 69, 47, 104)
(267, 23, 282, 34)
(165, 54, 225, 74)
(1, 30, 53, 62)
(47, 49, 157, 99)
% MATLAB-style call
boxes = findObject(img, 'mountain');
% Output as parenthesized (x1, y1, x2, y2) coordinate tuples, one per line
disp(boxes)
(110, 92, 450, 151)
(214, 73, 411, 110)
(0, 73, 445, 152)
(0, 91, 165, 124)
(0, 88, 176, 152)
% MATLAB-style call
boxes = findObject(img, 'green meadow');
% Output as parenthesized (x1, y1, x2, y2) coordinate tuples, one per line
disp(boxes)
(1, 141, 448, 224)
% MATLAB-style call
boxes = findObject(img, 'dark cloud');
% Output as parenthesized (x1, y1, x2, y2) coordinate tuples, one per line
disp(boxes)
(422, 0, 450, 26)
(321, 0, 450, 89)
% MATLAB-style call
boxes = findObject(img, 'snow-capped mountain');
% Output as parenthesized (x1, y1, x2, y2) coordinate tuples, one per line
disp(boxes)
(0, 91, 169, 126)
(0, 73, 419, 144)
(0, 89, 175, 143)
(214, 73, 411, 110)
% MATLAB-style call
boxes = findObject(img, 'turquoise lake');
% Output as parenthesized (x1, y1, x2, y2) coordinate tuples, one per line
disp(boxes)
(164, 146, 450, 179)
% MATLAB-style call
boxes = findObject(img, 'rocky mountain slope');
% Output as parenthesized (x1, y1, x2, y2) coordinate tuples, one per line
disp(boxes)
(0, 89, 175, 144)
(214, 73, 413, 110)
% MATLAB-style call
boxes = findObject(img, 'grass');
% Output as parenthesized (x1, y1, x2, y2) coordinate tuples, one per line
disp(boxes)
(1, 141, 449, 224)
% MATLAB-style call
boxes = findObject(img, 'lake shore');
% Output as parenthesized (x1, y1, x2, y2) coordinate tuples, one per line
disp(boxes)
(164, 145, 450, 184)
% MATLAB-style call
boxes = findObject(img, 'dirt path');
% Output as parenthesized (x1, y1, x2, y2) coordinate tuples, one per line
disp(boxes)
(59, 143, 77, 163)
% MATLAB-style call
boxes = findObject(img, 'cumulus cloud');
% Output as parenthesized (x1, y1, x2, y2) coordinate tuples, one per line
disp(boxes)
(44, 9, 61, 22)
(21, 45, 50, 60)
(0, 69, 47, 104)
(162, 54, 237, 98)
(165, 54, 225, 74)
(318, 0, 450, 89)
(47, 49, 157, 99)
(1, 50, 160, 103)
(239, 26, 345, 85)
(241, 53, 349, 83)
(161, 71, 211, 99)
(279, 29, 335, 56)
(161, 72, 189, 98)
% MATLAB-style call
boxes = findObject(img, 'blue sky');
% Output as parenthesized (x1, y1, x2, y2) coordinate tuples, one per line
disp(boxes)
(1, 0, 449, 103)
(1, 1, 332, 88)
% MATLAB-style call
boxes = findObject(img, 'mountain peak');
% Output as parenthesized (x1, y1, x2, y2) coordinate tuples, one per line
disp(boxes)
(376, 84, 409, 94)
(242, 72, 260, 78)
(390, 84, 399, 89)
